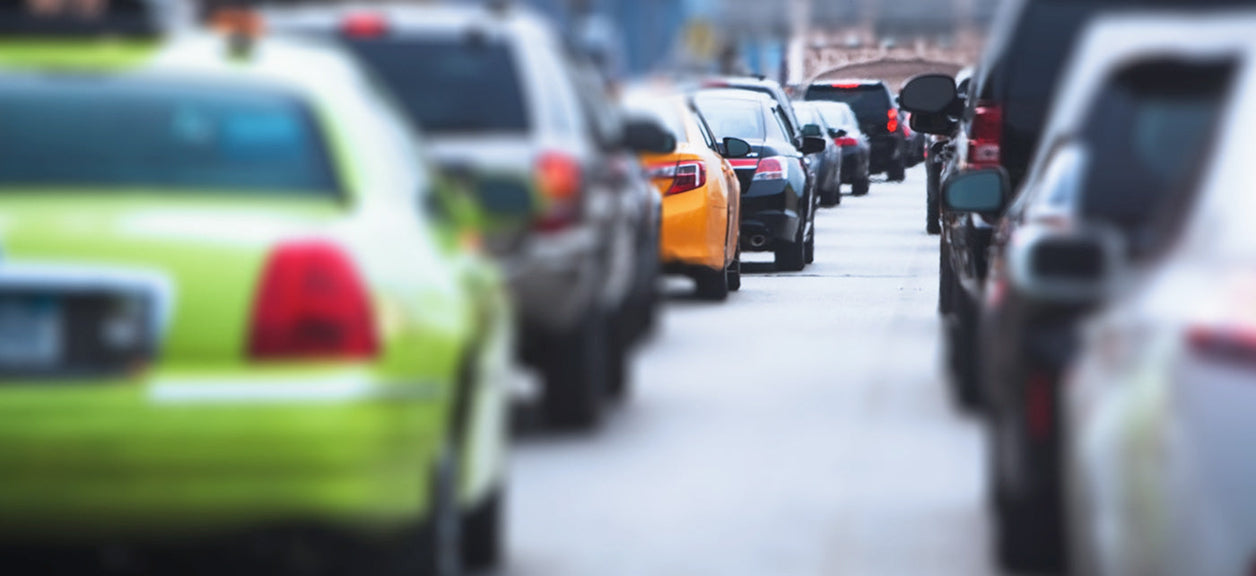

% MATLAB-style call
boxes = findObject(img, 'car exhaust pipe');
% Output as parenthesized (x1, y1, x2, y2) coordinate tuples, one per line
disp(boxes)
(749, 235, 768, 249)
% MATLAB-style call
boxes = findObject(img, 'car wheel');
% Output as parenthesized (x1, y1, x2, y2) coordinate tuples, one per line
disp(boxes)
(887, 156, 907, 182)
(540, 310, 607, 430)
(834, 182, 842, 206)
(804, 227, 815, 265)
(695, 266, 730, 302)
(819, 181, 840, 207)
(461, 486, 503, 571)
(926, 162, 942, 235)
(993, 450, 1064, 572)
(944, 289, 983, 412)
(728, 248, 742, 292)
(604, 314, 631, 400)
(852, 175, 870, 196)
(775, 228, 806, 272)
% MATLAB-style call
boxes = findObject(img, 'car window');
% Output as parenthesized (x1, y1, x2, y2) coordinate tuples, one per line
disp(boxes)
(0, 78, 340, 196)
(768, 107, 791, 142)
(344, 38, 529, 135)
(688, 104, 717, 149)
(804, 84, 890, 127)
(693, 96, 765, 142)
(1074, 59, 1234, 260)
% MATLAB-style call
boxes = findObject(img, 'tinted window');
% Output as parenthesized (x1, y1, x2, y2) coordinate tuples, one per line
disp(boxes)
(1077, 60, 1233, 260)
(0, 78, 340, 195)
(346, 38, 529, 134)
(694, 97, 765, 142)
(804, 85, 891, 130)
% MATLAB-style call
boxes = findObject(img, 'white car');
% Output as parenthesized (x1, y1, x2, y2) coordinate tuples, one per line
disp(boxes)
(1030, 13, 1256, 576)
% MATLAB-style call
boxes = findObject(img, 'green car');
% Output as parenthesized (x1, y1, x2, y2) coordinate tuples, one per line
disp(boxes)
(0, 15, 513, 576)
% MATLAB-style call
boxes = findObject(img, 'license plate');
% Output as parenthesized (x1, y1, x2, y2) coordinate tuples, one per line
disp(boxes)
(0, 296, 62, 369)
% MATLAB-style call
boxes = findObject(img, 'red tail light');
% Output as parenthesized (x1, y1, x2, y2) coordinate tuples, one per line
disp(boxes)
(834, 137, 859, 148)
(969, 103, 1004, 168)
(832, 83, 861, 89)
(728, 158, 759, 169)
(250, 241, 378, 360)
(752, 157, 788, 181)
(647, 161, 707, 195)
(341, 13, 388, 38)
(1188, 325, 1256, 367)
(534, 151, 583, 231)
(887, 108, 900, 133)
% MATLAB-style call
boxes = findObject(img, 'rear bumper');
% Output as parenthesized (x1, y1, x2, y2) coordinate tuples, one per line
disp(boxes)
(660, 187, 728, 271)
(0, 369, 445, 542)
(840, 148, 869, 182)
(868, 135, 903, 172)
(739, 180, 800, 250)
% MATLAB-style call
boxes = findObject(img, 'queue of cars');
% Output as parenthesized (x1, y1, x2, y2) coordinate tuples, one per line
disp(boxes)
(0, 0, 907, 574)
(901, 0, 1256, 574)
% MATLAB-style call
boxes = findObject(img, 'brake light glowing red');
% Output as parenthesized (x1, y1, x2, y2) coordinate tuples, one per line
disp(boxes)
(970, 103, 1004, 167)
(249, 241, 378, 360)
(753, 157, 788, 181)
(534, 151, 583, 231)
(832, 83, 861, 89)
(887, 109, 900, 133)
(834, 137, 859, 148)
(341, 13, 388, 38)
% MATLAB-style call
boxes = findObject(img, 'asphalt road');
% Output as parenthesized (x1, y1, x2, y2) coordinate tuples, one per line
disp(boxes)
(501, 167, 998, 576)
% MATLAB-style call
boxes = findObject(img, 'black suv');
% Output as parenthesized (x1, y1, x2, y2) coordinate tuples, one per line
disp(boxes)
(804, 80, 907, 182)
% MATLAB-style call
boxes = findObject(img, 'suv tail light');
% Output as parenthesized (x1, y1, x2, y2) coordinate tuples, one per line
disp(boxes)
(887, 109, 900, 133)
(341, 13, 388, 38)
(533, 151, 583, 232)
(969, 103, 1004, 167)
(834, 136, 859, 148)
(647, 161, 707, 195)
(752, 157, 788, 181)
(250, 241, 378, 360)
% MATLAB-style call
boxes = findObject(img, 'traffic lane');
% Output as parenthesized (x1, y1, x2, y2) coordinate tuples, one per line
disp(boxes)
(500, 168, 996, 576)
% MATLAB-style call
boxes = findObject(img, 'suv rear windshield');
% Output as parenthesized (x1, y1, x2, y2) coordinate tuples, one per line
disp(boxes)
(1077, 60, 1233, 260)
(804, 85, 890, 128)
(0, 78, 340, 195)
(346, 38, 529, 135)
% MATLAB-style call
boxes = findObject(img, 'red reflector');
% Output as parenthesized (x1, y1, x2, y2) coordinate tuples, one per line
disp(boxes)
(1026, 372, 1054, 440)
(534, 151, 583, 231)
(250, 241, 378, 360)
(728, 158, 759, 169)
(342, 13, 388, 38)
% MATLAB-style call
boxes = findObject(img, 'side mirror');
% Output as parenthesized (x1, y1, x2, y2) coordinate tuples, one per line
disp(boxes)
(898, 74, 958, 115)
(829, 128, 848, 139)
(722, 137, 752, 159)
(1008, 225, 1123, 304)
(623, 118, 677, 154)
(801, 123, 823, 138)
(942, 169, 1009, 214)
(800, 136, 827, 156)
(910, 113, 958, 136)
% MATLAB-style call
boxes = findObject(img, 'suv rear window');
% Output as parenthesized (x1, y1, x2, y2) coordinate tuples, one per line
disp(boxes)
(0, 78, 340, 196)
(804, 85, 890, 128)
(345, 38, 530, 135)
(1076, 60, 1233, 260)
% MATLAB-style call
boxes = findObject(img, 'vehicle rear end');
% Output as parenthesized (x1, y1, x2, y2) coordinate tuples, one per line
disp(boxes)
(694, 91, 804, 253)
(804, 81, 903, 177)
(269, 6, 604, 335)
(628, 95, 729, 272)
(0, 29, 467, 552)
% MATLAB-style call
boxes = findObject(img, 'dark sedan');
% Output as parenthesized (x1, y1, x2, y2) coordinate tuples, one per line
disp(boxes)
(693, 89, 825, 271)
(793, 100, 844, 207)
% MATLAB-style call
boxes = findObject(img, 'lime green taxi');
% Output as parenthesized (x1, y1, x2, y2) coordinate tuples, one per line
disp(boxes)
(0, 17, 513, 575)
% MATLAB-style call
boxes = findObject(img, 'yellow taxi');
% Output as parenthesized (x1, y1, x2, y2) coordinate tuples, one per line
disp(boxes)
(625, 93, 751, 301)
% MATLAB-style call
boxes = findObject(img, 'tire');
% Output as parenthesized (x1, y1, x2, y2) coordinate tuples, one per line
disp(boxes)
(775, 228, 806, 272)
(604, 314, 631, 400)
(695, 266, 730, 302)
(728, 248, 742, 292)
(887, 156, 906, 182)
(945, 289, 983, 412)
(926, 161, 942, 235)
(992, 431, 1065, 573)
(819, 180, 840, 207)
(540, 310, 607, 430)
(461, 487, 503, 571)
(804, 226, 815, 265)
(852, 175, 870, 196)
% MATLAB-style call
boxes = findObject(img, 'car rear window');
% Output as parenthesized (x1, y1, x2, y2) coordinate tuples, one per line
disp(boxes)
(815, 103, 857, 130)
(1076, 59, 1233, 260)
(0, 78, 340, 196)
(345, 38, 530, 135)
(694, 96, 765, 142)
(804, 84, 890, 127)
